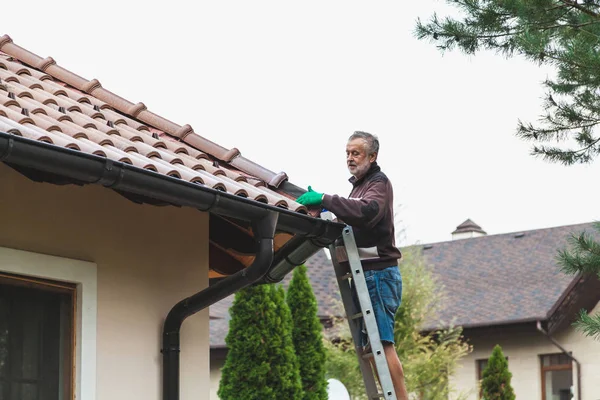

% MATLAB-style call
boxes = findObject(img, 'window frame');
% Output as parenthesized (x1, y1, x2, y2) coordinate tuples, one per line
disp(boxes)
(476, 356, 509, 399)
(475, 358, 488, 399)
(540, 353, 573, 400)
(0, 246, 97, 400)
(0, 272, 77, 399)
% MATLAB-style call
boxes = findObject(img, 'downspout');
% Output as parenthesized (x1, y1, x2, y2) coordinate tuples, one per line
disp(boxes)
(536, 321, 582, 400)
(162, 211, 278, 400)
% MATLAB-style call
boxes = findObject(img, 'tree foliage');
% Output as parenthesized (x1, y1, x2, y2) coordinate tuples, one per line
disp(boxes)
(557, 221, 600, 340)
(325, 249, 472, 399)
(415, 0, 600, 165)
(481, 345, 516, 400)
(218, 284, 302, 400)
(287, 265, 328, 400)
(416, 0, 600, 341)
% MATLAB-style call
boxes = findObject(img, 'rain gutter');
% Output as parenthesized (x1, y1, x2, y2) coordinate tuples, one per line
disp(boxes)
(0, 132, 341, 237)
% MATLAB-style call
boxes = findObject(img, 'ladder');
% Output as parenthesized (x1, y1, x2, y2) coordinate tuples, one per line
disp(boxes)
(328, 225, 397, 400)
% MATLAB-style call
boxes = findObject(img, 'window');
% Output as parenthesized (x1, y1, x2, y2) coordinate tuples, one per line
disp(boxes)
(476, 357, 508, 399)
(0, 273, 75, 400)
(476, 359, 488, 381)
(541, 353, 573, 400)
(476, 359, 488, 399)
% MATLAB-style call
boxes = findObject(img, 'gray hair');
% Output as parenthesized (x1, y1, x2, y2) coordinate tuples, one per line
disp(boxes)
(348, 131, 379, 155)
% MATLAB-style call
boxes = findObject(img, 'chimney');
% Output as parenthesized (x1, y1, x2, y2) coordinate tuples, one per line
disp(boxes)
(452, 219, 487, 240)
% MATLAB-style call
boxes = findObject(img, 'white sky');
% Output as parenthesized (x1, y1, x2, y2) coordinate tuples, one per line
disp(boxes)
(4, 1, 599, 245)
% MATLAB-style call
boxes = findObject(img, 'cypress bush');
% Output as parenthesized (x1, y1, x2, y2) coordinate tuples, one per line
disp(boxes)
(287, 264, 328, 400)
(218, 284, 302, 400)
(481, 345, 515, 400)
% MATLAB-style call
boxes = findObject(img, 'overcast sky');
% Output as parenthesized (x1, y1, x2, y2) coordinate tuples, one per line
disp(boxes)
(4, 1, 599, 245)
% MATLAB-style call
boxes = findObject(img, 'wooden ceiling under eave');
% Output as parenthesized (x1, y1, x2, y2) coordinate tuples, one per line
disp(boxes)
(208, 214, 294, 279)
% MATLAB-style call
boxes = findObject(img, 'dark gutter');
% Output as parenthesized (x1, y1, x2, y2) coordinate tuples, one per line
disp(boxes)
(262, 233, 332, 283)
(0, 132, 342, 239)
(163, 211, 278, 400)
(536, 321, 582, 400)
(420, 317, 545, 334)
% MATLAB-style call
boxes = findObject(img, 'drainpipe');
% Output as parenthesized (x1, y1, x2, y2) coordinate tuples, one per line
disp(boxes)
(536, 321, 582, 400)
(162, 211, 278, 400)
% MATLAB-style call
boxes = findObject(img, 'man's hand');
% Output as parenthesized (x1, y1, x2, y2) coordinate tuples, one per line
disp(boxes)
(296, 186, 324, 206)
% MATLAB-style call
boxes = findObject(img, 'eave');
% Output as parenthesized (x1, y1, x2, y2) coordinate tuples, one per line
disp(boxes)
(0, 132, 344, 282)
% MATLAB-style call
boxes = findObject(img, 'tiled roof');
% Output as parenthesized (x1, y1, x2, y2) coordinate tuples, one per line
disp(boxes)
(420, 222, 597, 330)
(0, 34, 307, 213)
(210, 222, 598, 348)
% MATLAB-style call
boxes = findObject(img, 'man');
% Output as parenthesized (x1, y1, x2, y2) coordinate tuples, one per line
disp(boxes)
(296, 131, 408, 400)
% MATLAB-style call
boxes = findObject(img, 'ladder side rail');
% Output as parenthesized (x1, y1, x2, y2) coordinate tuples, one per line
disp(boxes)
(329, 243, 381, 397)
(341, 226, 397, 400)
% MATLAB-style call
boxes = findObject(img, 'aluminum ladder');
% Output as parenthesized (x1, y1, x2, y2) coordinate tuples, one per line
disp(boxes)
(329, 225, 397, 400)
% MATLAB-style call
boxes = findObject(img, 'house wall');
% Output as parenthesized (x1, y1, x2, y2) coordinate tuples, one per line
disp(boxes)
(210, 354, 226, 399)
(451, 301, 600, 400)
(0, 163, 210, 400)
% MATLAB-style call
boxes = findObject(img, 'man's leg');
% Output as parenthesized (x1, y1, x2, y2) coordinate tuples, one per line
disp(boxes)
(383, 343, 408, 400)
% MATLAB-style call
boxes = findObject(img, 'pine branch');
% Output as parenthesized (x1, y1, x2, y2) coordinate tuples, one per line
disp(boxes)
(573, 309, 600, 339)
(557, 223, 600, 274)
(558, 0, 600, 19)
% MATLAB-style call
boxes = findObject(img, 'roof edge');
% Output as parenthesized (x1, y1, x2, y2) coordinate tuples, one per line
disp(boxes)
(0, 131, 343, 240)
(0, 34, 290, 189)
(408, 221, 597, 248)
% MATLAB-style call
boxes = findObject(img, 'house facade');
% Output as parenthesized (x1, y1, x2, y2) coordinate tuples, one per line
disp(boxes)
(209, 220, 600, 400)
(453, 304, 600, 400)
(0, 34, 342, 400)
(423, 220, 600, 400)
(1, 162, 210, 400)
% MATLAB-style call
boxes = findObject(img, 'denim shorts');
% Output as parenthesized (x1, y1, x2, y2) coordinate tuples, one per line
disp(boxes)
(352, 266, 402, 346)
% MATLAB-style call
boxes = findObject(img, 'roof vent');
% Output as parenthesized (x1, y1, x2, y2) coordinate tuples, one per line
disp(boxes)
(20, 108, 29, 116)
(452, 219, 487, 240)
(423, 244, 433, 250)
(107, 121, 115, 128)
(8, 92, 15, 99)
(93, 105, 101, 111)
(58, 106, 66, 114)
(514, 232, 525, 238)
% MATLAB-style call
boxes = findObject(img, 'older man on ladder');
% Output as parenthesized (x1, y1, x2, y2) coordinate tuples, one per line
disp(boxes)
(297, 131, 408, 400)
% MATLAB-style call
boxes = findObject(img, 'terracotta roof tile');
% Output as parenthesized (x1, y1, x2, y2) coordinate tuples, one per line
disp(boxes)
(0, 34, 306, 213)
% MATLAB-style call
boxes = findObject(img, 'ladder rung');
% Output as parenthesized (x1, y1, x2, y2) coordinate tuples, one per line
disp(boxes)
(351, 312, 363, 320)
(372, 393, 393, 399)
(339, 272, 352, 280)
(361, 351, 374, 360)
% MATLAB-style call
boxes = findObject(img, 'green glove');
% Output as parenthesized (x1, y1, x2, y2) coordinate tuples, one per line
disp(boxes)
(296, 186, 324, 206)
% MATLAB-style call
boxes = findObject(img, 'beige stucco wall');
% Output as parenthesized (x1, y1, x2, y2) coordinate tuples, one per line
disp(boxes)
(210, 355, 226, 399)
(0, 163, 210, 400)
(451, 301, 600, 400)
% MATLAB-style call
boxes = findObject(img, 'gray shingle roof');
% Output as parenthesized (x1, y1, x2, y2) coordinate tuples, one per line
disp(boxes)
(210, 222, 597, 348)
(420, 222, 596, 330)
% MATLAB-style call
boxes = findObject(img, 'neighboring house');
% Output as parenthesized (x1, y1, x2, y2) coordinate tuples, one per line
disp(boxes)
(210, 220, 600, 400)
(422, 220, 600, 400)
(0, 34, 343, 400)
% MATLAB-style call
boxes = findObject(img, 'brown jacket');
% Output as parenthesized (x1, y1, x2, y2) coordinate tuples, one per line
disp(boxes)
(322, 162, 402, 271)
